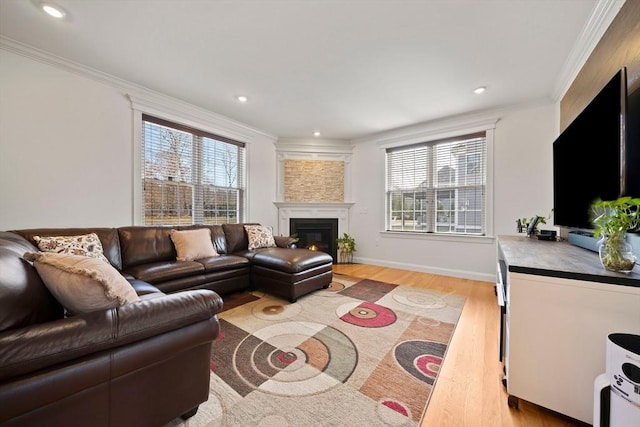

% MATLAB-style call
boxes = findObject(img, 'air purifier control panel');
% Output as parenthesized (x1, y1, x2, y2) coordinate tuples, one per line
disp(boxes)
(607, 334, 640, 406)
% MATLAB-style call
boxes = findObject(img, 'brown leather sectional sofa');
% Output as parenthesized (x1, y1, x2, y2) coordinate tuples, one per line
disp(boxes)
(0, 223, 332, 426)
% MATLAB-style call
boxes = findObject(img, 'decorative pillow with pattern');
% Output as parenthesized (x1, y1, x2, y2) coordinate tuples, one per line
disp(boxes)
(23, 252, 139, 315)
(170, 228, 219, 261)
(244, 225, 276, 250)
(33, 233, 110, 264)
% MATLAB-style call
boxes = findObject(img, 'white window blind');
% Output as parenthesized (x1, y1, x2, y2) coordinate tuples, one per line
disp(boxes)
(386, 132, 486, 235)
(141, 114, 246, 225)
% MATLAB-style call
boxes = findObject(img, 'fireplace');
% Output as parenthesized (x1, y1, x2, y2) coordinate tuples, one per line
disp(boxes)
(290, 218, 338, 262)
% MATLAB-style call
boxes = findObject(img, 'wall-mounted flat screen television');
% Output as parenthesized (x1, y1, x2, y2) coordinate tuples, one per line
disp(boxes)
(552, 67, 638, 230)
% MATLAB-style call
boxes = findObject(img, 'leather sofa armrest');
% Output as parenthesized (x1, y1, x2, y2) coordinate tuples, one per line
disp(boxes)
(274, 235, 297, 248)
(0, 289, 223, 381)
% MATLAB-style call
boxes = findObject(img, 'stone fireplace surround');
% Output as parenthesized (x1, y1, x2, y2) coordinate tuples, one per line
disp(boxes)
(273, 139, 355, 259)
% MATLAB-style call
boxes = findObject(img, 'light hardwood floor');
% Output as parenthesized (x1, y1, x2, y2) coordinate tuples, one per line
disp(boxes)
(332, 263, 585, 427)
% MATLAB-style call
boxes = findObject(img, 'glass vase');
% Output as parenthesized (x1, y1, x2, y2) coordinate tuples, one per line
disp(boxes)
(338, 250, 353, 264)
(598, 234, 637, 273)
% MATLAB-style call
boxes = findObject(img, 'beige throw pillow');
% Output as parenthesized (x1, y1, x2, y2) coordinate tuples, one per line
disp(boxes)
(24, 252, 139, 314)
(244, 225, 276, 250)
(33, 233, 111, 264)
(170, 228, 219, 261)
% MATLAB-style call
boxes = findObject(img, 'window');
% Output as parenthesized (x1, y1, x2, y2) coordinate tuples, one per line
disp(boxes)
(141, 114, 246, 225)
(386, 132, 486, 235)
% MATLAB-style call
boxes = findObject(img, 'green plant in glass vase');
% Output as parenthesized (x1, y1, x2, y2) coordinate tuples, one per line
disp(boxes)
(336, 233, 356, 264)
(591, 197, 640, 272)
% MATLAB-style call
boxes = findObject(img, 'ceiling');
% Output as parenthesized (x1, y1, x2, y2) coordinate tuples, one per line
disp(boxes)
(0, 0, 604, 140)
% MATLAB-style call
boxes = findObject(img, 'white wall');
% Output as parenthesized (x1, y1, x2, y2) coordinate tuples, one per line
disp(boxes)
(0, 49, 278, 230)
(246, 139, 278, 227)
(493, 103, 558, 236)
(348, 103, 558, 282)
(0, 50, 133, 228)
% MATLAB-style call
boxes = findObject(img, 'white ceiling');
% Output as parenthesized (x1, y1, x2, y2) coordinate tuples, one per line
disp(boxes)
(0, 0, 608, 140)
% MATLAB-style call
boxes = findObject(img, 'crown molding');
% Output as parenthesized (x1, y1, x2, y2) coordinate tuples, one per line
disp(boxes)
(127, 93, 275, 144)
(0, 36, 135, 92)
(353, 108, 500, 147)
(0, 36, 276, 143)
(551, 0, 626, 102)
(275, 138, 354, 154)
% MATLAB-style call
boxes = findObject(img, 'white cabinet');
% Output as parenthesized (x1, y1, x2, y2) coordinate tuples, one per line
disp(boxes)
(498, 236, 640, 424)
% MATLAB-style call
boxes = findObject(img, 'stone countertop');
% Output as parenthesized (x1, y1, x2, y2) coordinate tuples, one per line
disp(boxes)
(498, 235, 640, 288)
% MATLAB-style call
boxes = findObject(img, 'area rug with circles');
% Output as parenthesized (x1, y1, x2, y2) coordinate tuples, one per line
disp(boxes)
(168, 274, 465, 427)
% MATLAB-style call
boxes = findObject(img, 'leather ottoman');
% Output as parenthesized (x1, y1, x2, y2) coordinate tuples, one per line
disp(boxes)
(248, 248, 333, 302)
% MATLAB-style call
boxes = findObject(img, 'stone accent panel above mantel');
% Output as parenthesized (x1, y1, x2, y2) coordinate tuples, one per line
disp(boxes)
(283, 160, 344, 202)
(274, 138, 353, 204)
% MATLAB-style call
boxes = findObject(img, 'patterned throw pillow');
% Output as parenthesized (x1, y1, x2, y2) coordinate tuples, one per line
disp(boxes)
(170, 228, 219, 261)
(33, 233, 110, 264)
(23, 252, 139, 315)
(244, 225, 276, 250)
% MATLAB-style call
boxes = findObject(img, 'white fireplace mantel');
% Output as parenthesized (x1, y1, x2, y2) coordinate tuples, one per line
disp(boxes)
(274, 202, 354, 237)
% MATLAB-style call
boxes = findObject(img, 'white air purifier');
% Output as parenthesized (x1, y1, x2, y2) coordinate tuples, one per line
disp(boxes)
(594, 333, 640, 427)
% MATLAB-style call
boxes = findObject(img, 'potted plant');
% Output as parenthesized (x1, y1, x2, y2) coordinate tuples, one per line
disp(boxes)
(591, 196, 640, 272)
(517, 213, 551, 236)
(336, 233, 356, 264)
(520, 215, 547, 236)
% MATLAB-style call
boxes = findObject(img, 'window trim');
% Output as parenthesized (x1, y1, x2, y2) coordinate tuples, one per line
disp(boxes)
(142, 114, 245, 148)
(139, 114, 246, 226)
(129, 94, 257, 226)
(378, 116, 498, 238)
(379, 229, 496, 245)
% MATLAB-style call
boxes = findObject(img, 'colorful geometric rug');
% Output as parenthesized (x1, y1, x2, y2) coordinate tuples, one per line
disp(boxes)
(167, 274, 465, 427)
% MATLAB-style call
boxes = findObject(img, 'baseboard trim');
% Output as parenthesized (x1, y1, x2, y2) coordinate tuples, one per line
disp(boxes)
(351, 256, 495, 283)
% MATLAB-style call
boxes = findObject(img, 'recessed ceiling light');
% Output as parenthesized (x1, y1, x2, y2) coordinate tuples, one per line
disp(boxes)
(41, 2, 66, 19)
(313, 131, 321, 137)
(474, 86, 486, 94)
(236, 95, 248, 103)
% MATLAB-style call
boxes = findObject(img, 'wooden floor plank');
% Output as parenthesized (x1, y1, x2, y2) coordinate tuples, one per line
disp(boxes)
(332, 263, 584, 427)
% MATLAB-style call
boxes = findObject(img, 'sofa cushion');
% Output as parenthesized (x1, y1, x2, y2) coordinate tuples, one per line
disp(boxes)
(244, 225, 276, 250)
(24, 252, 140, 314)
(0, 232, 64, 332)
(124, 260, 205, 284)
(209, 225, 229, 255)
(118, 226, 176, 268)
(128, 279, 164, 296)
(33, 233, 111, 264)
(170, 228, 218, 261)
(222, 223, 259, 254)
(197, 254, 250, 273)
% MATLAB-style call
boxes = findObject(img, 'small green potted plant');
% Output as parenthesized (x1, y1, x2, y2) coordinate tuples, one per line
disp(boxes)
(336, 233, 356, 264)
(591, 196, 640, 272)
(518, 214, 547, 236)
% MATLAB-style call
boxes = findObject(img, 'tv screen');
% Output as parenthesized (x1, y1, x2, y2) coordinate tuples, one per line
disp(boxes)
(624, 84, 640, 197)
(553, 68, 628, 230)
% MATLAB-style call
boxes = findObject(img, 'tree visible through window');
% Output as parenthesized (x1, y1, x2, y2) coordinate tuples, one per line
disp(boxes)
(386, 132, 486, 235)
(142, 114, 245, 225)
